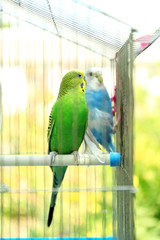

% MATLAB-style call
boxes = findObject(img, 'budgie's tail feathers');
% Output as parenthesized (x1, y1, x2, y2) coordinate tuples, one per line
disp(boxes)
(47, 167, 67, 227)
(83, 127, 104, 163)
(107, 140, 115, 153)
(47, 203, 56, 227)
(47, 187, 58, 227)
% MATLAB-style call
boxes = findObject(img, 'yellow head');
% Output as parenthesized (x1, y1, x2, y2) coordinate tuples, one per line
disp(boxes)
(58, 70, 86, 98)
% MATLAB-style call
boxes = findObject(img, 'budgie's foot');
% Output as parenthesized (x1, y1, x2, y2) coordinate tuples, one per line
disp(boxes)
(113, 114, 121, 133)
(49, 151, 58, 169)
(72, 151, 80, 165)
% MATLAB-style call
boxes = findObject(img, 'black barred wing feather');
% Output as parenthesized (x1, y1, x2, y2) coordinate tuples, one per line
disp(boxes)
(47, 107, 55, 153)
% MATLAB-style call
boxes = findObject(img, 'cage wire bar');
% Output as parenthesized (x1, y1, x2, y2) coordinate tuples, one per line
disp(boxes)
(0, 0, 135, 239)
(114, 32, 135, 240)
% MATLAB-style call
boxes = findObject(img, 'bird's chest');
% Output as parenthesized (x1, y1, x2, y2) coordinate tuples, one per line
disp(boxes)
(51, 94, 88, 153)
(86, 89, 109, 110)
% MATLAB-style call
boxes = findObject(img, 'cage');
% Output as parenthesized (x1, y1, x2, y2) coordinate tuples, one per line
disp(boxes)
(1, 0, 156, 239)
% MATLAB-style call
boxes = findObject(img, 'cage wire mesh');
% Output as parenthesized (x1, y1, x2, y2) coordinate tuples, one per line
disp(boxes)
(0, 0, 135, 239)
(114, 34, 135, 240)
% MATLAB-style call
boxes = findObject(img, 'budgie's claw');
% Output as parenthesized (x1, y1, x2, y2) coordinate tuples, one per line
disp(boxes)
(72, 151, 80, 165)
(49, 151, 58, 168)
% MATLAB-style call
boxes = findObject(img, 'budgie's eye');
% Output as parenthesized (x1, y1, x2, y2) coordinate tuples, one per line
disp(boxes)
(89, 72, 93, 76)
(78, 74, 82, 78)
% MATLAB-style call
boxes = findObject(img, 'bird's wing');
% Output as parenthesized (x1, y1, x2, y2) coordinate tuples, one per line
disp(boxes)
(88, 108, 114, 134)
(97, 88, 113, 115)
(95, 108, 113, 128)
(47, 106, 55, 153)
(85, 88, 113, 115)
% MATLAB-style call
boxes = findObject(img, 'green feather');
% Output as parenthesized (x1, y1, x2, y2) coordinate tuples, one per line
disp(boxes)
(47, 108, 55, 153)
(47, 70, 88, 227)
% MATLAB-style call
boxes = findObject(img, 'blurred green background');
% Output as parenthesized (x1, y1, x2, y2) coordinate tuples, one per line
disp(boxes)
(134, 39, 160, 240)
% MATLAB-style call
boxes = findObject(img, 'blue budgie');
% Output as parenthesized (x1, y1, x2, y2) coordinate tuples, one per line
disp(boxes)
(85, 67, 115, 152)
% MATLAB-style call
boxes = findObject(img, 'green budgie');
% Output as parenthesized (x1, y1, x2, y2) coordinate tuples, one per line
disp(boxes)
(47, 70, 88, 227)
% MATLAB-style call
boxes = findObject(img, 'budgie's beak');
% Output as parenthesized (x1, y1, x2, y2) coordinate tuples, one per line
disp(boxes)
(96, 72, 103, 83)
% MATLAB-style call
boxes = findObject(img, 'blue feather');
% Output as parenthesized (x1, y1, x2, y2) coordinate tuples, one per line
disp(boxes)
(85, 86, 115, 152)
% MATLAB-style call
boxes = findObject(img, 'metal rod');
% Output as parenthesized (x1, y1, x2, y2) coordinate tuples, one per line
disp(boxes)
(0, 153, 121, 166)
(0, 237, 116, 240)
